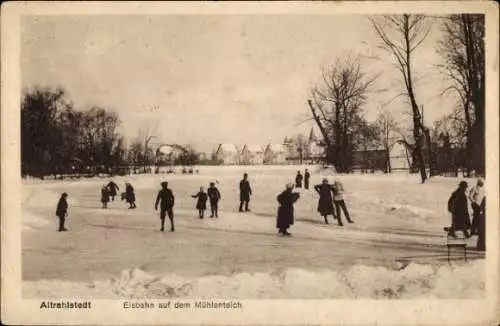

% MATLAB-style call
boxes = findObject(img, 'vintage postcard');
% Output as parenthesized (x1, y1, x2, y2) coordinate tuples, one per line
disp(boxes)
(1, 1, 499, 325)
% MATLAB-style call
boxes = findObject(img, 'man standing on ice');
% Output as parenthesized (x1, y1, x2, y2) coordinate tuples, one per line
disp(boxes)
(314, 178, 336, 224)
(304, 169, 310, 190)
(468, 177, 485, 235)
(207, 182, 221, 218)
(155, 182, 175, 232)
(106, 180, 119, 201)
(332, 179, 354, 226)
(239, 173, 252, 212)
(446, 181, 471, 238)
(276, 183, 300, 236)
(295, 171, 303, 188)
(55, 192, 69, 232)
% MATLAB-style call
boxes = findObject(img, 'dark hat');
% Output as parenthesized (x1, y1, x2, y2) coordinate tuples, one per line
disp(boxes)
(210, 182, 215, 186)
(161, 181, 168, 187)
(459, 181, 468, 188)
(62, 192, 68, 197)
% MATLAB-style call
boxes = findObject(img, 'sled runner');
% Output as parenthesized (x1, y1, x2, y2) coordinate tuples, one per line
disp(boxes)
(443, 227, 467, 263)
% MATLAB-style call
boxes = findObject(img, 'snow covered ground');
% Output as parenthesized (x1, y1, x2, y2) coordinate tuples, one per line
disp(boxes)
(22, 165, 485, 299)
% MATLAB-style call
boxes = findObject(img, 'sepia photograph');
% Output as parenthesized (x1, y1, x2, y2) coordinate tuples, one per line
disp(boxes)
(2, 1, 499, 325)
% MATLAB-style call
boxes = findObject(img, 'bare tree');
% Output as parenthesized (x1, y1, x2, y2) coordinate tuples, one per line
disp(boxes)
(438, 14, 485, 175)
(370, 15, 433, 183)
(375, 110, 400, 173)
(308, 54, 377, 173)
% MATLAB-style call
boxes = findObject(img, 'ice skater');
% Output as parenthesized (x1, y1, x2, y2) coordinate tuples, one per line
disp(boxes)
(239, 173, 252, 212)
(476, 197, 486, 251)
(192, 186, 208, 219)
(332, 179, 353, 225)
(207, 182, 221, 218)
(106, 180, 120, 201)
(101, 185, 110, 209)
(446, 181, 471, 238)
(295, 171, 303, 188)
(55, 192, 69, 232)
(314, 178, 336, 224)
(276, 183, 300, 236)
(468, 177, 485, 235)
(304, 169, 310, 190)
(155, 181, 175, 232)
(125, 183, 136, 209)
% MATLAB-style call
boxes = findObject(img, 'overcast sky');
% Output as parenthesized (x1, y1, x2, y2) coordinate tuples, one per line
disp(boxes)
(21, 15, 455, 153)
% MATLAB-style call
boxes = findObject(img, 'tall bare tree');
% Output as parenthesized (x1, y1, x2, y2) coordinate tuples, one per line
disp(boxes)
(375, 110, 400, 173)
(438, 14, 485, 175)
(370, 15, 433, 183)
(308, 54, 377, 173)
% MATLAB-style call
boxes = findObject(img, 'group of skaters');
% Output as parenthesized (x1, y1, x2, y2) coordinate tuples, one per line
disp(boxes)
(446, 177, 486, 251)
(276, 170, 353, 237)
(54, 171, 487, 248)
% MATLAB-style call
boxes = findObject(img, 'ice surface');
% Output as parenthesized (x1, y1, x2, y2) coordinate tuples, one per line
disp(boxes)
(21, 166, 485, 298)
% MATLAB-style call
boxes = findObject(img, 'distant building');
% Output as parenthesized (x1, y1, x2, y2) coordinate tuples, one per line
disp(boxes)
(263, 144, 287, 165)
(215, 143, 240, 165)
(241, 144, 264, 165)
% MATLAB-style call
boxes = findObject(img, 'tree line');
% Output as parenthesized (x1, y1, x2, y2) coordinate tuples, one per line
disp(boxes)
(21, 87, 200, 179)
(307, 14, 485, 182)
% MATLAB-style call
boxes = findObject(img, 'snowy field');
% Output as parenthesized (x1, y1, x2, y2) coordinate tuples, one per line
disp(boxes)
(22, 165, 485, 299)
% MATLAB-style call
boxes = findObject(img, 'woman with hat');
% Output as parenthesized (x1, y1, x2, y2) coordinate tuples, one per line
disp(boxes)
(314, 178, 337, 224)
(446, 181, 471, 238)
(276, 183, 300, 236)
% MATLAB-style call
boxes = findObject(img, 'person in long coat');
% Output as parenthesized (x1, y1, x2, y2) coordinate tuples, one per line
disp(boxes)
(155, 181, 175, 232)
(276, 183, 300, 236)
(447, 181, 471, 238)
(192, 186, 208, 219)
(468, 177, 485, 235)
(55, 192, 69, 232)
(304, 169, 310, 190)
(476, 197, 486, 251)
(239, 173, 252, 212)
(207, 182, 221, 218)
(125, 183, 136, 209)
(295, 171, 303, 188)
(314, 178, 336, 224)
(107, 181, 120, 201)
(101, 185, 110, 209)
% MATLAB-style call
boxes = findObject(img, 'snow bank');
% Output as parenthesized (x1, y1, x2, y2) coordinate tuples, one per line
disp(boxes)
(24, 260, 484, 299)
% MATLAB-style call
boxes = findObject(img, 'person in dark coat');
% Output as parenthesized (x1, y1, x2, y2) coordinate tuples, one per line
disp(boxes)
(192, 186, 208, 219)
(55, 192, 69, 232)
(239, 173, 252, 212)
(295, 171, 303, 188)
(476, 197, 486, 251)
(314, 178, 336, 224)
(155, 181, 175, 232)
(107, 181, 120, 201)
(101, 185, 110, 209)
(125, 183, 136, 209)
(304, 169, 310, 190)
(207, 182, 221, 218)
(447, 181, 471, 238)
(276, 183, 300, 236)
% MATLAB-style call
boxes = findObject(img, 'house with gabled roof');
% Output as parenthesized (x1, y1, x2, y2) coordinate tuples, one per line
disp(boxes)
(241, 144, 265, 165)
(215, 143, 240, 165)
(263, 143, 287, 165)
